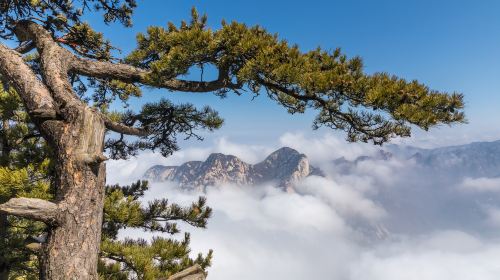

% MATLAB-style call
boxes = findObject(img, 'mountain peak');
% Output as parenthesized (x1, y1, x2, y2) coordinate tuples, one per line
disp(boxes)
(143, 147, 322, 191)
(263, 147, 304, 163)
(205, 153, 241, 163)
(269, 146, 300, 156)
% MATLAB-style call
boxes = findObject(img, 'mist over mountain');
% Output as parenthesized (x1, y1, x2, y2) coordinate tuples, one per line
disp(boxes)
(141, 139, 500, 239)
(388, 140, 500, 178)
(328, 140, 500, 237)
(111, 135, 500, 280)
(145, 139, 500, 192)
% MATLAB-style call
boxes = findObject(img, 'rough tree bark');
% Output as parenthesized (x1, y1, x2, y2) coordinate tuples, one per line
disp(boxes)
(0, 118, 11, 280)
(0, 21, 107, 279)
(0, 214, 8, 280)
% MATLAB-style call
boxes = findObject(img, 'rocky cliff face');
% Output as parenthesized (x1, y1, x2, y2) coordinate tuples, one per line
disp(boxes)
(143, 147, 322, 191)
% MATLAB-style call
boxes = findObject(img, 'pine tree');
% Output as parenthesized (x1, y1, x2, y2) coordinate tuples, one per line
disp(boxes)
(0, 81, 51, 279)
(100, 180, 212, 280)
(0, 1, 465, 279)
(0, 85, 212, 279)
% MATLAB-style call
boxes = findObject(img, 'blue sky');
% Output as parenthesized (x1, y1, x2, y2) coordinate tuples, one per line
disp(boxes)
(90, 0, 500, 147)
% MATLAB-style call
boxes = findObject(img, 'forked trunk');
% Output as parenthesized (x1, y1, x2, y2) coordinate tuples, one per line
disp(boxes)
(40, 108, 106, 279)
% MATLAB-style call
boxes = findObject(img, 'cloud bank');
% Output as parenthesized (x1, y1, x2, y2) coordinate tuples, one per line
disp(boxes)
(109, 133, 500, 280)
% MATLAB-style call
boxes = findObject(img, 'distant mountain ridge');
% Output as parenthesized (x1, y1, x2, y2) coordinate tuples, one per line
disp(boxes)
(145, 139, 500, 192)
(409, 140, 500, 177)
(144, 147, 323, 191)
(334, 140, 500, 178)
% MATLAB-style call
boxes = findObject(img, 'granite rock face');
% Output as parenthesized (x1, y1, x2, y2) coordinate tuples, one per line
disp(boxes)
(144, 147, 322, 191)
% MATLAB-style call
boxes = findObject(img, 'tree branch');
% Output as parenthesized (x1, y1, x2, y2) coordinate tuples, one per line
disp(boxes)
(13, 41, 35, 54)
(14, 20, 82, 108)
(103, 117, 148, 136)
(14, 19, 235, 111)
(76, 153, 108, 164)
(0, 44, 57, 119)
(0, 198, 59, 224)
(70, 56, 235, 92)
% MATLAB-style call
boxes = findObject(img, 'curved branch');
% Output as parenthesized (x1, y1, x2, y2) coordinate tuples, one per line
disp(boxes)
(15, 20, 236, 101)
(14, 20, 80, 107)
(70, 56, 235, 92)
(0, 198, 59, 224)
(104, 117, 148, 136)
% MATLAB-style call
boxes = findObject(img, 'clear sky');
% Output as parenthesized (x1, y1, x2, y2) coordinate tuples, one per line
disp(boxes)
(90, 0, 500, 147)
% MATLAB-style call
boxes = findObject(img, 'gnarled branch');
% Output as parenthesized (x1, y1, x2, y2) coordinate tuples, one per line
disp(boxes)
(0, 198, 59, 224)
(13, 20, 234, 94)
(0, 44, 57, 118)
(14, 20, 81, 107)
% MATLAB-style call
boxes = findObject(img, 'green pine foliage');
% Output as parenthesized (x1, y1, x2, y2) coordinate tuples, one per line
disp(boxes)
(105, 100, 224, 160)
(100, 180, 213, 280)
(0, 164, 51, 280)
(0, 82, 53, 279)
(126, 8, 464, 144)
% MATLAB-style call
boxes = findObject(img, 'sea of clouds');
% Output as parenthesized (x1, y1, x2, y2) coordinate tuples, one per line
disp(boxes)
(107, 132, 500, 280)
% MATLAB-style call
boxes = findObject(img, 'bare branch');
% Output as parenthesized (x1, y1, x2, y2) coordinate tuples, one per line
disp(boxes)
(0, 198, 58, 224)
(15, 20, 83, 108)
(13, 41, 35, 54)
(104, 117, 148, 136)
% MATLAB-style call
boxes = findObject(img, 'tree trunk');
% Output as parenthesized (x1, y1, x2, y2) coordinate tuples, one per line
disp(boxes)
(0, 213, 9, 280)
(0, 118, 11, 280)
(40, 108, 106, 279)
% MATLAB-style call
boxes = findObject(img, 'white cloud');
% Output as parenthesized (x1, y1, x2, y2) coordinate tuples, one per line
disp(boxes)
(279, 132, 375, 163)
(130, 182, 361, 280)
(351, 232, 500, 280)
(122, 182, 500, 280)
(483, 206, 500, 228)
(108, 132, 500, 280)
(296, 176, 386, 221)
(459, 177, 500, 193)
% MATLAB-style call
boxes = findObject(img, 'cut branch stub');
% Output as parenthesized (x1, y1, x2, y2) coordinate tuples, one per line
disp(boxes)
(166, 264, 206, 280)
(0, 198, 59, 225)
(76, 153, 109, 165)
